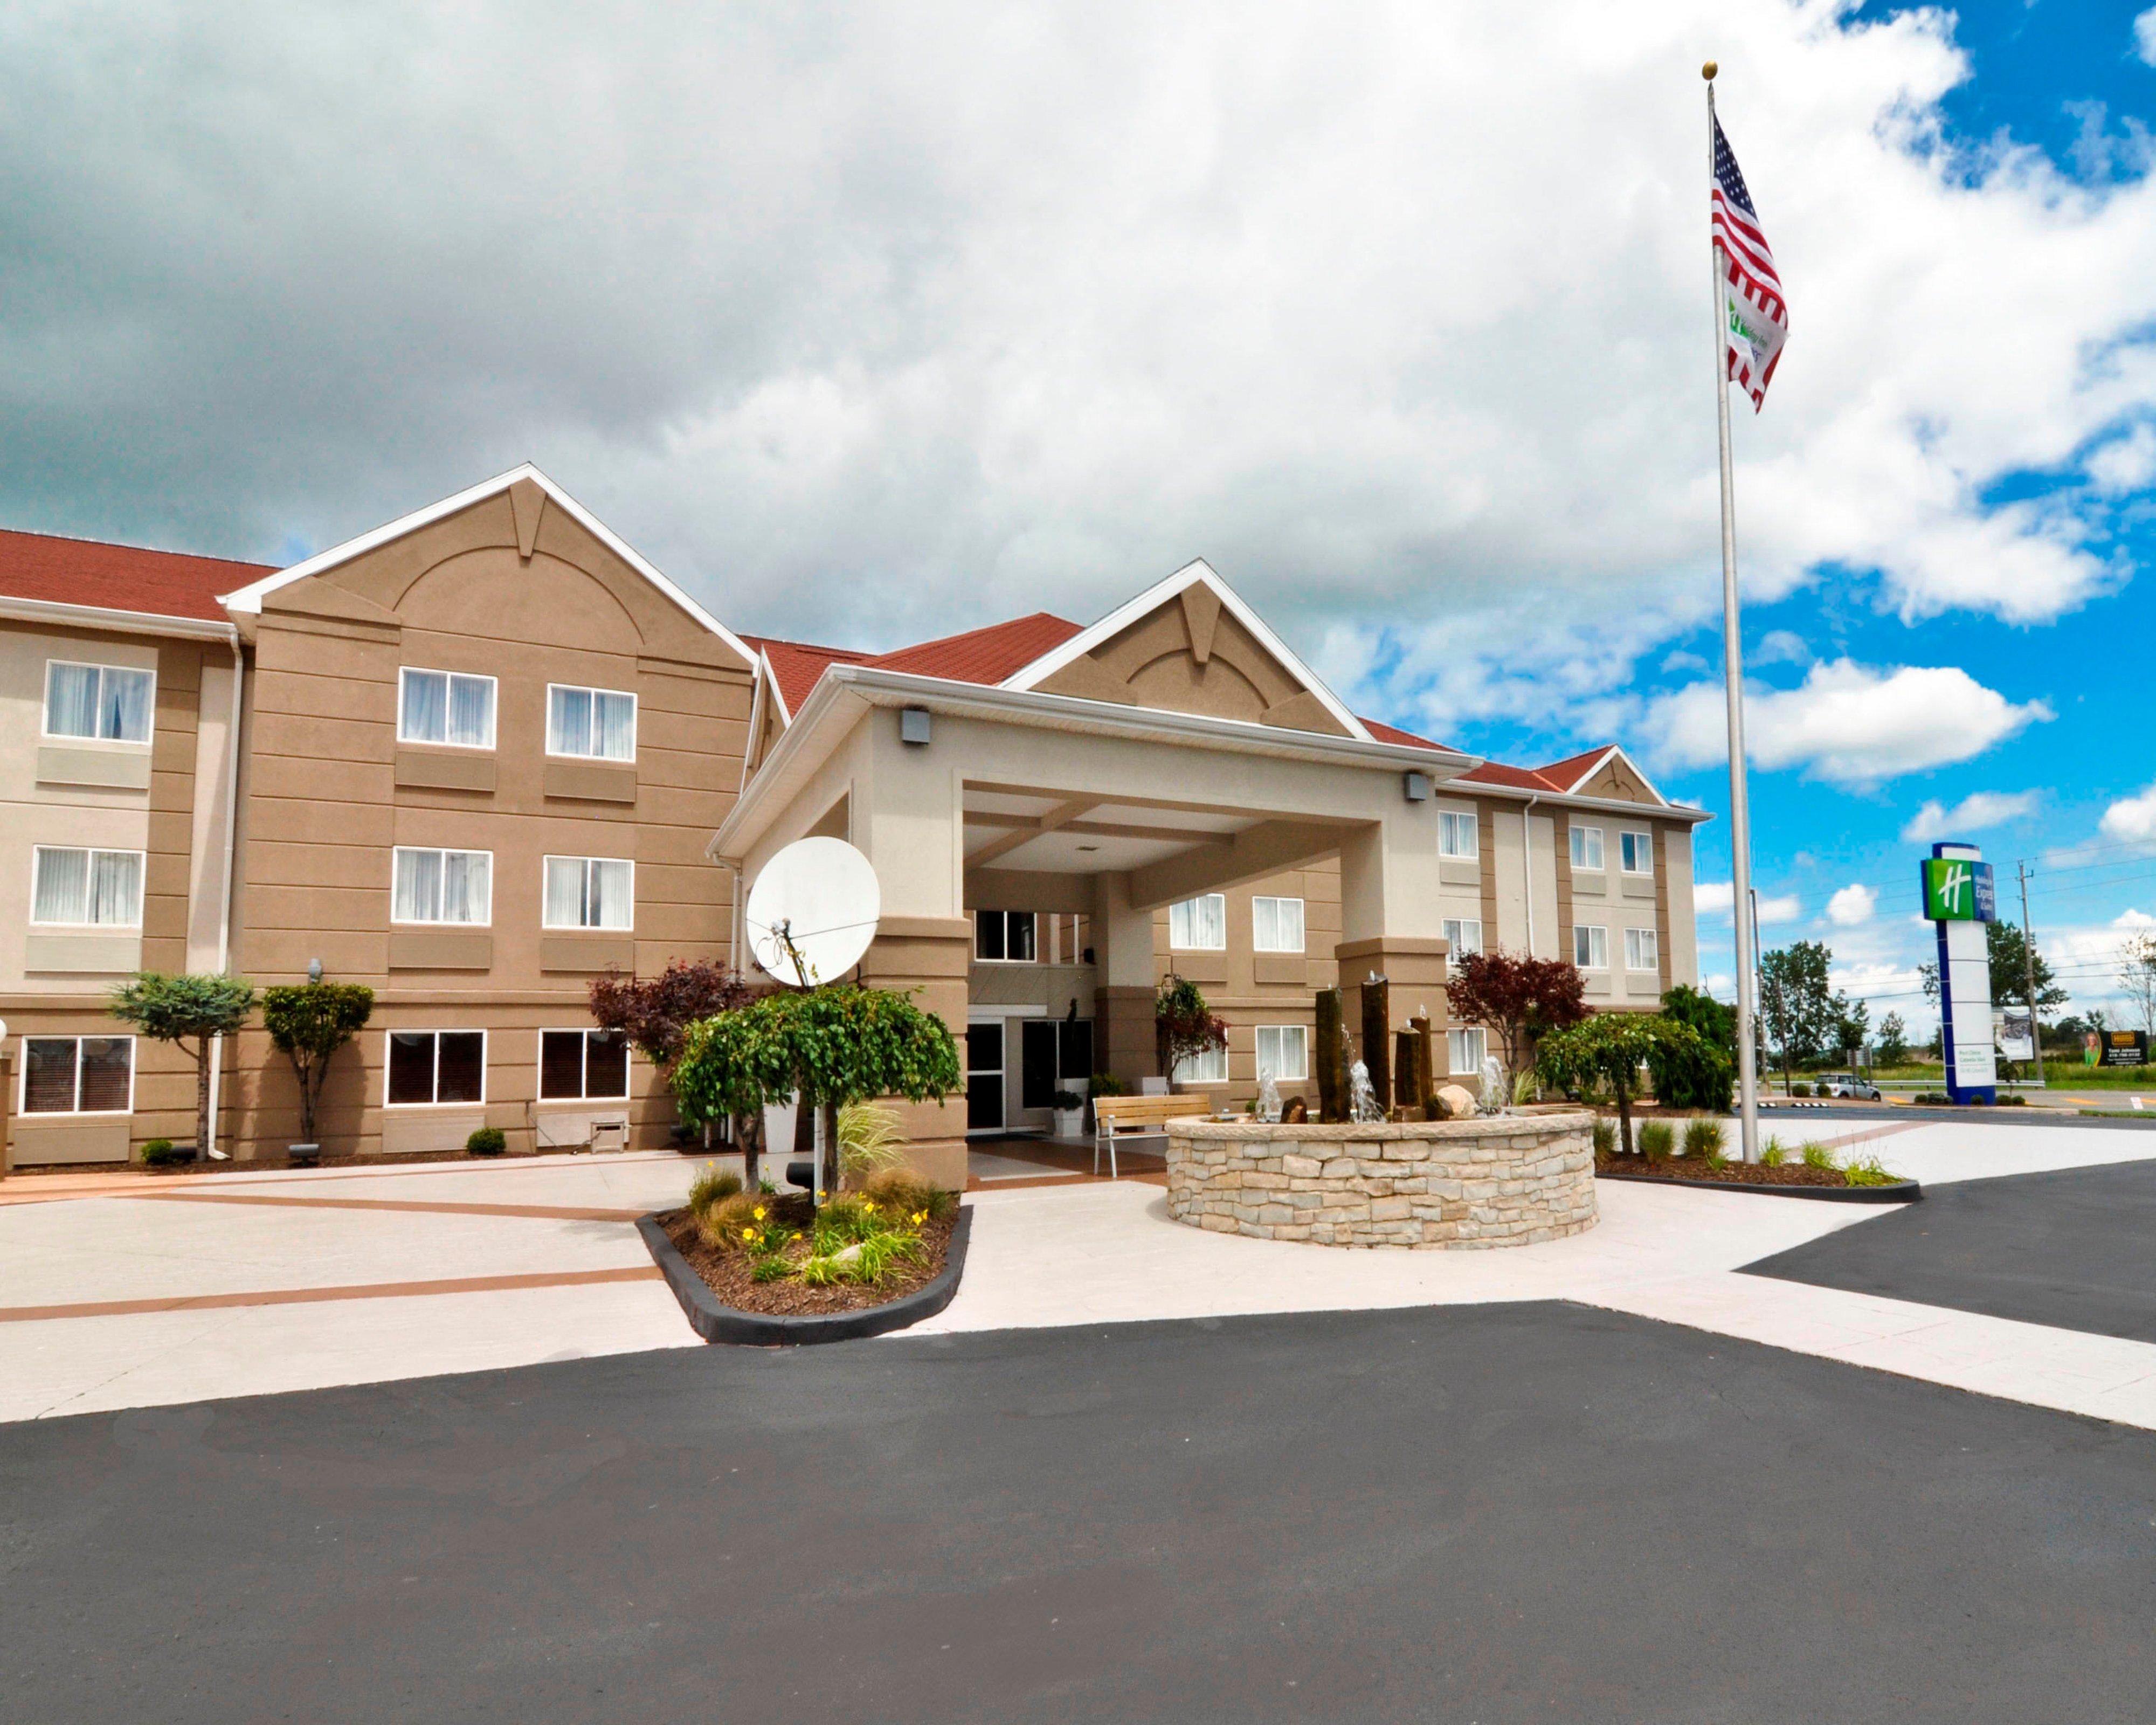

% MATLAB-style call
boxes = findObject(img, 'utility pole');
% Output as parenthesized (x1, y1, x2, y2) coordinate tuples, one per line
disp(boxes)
(2017, 860, 2046, 1086)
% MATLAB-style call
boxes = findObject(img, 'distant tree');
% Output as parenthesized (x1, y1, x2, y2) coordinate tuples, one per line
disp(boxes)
(1446, 951, 1590, 1089)
(2117, 932, 2156, 1037)
(262, 980, 374, 1146)
(1539, 1014, 1708, 1156)
(1757, 941, 1837, 1095)
(1831, 991, 1870, 1060)
(1875, 1012, 1909, 1066)
(590, 961, 762, 1176)
(110, 972, 258, 1159)
(1155, 974, 1229, 1083)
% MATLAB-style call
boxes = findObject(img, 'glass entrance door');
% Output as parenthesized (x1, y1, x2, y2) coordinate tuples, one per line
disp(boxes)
(966, 1020, 1005, 1131)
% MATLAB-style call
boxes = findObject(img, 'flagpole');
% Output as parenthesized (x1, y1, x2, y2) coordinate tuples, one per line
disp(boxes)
(1705, 61, 1762, 1164)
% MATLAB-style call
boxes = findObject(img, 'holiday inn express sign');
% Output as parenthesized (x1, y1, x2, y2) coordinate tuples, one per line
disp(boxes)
(1923, 841, 1999, 1102)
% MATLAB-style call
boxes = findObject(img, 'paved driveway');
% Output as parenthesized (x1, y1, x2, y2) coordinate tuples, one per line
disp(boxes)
(5, 1301, 2154, 1723)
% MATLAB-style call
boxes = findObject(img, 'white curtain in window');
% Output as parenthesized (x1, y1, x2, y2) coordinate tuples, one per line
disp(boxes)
(1171, 894, 1226, 950)
(1254, 897, 1304, 953)
(89, 850, 141, 925)
(103, 667, 153, 741)
(593, 691, 635, 760)
(1448, 1027, 1485, 1073)
(549, 686, 591, 756)
(401, 670, 446, 742)
(589, 858, 633, 928)
(446, 674, 493, 747)
(1256, 1025, 1308, 1081)
(394, 848, 439, 922)
(46, 664, 100, 737)
(545, 857, 585, 927)
(442, 851, 490, 923)
(32, 847, 88, 923)
(1177, 1043, 1229, 1083)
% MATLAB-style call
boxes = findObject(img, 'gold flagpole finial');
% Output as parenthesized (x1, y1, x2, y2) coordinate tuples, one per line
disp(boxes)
(1702, 60, 1717, 80)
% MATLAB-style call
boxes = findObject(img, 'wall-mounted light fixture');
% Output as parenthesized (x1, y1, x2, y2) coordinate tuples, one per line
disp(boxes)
(1402, 771, 1431, 803)
(308, 957, 323, 983)
(900, 706, 932, 746)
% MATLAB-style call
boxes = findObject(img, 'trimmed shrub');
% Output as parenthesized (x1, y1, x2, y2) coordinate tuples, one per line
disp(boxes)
(466, 1127, 507, 1157)
(140, 1138, 178, 1167)
(1636, 1119, 1675, 1161)
(1681, 1115, 1725, 1159)
(1649, 1033, 1734, 1113)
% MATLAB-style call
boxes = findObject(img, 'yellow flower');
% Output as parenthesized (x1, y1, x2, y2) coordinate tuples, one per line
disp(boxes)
(912, 1210, 927, 1225)
(740, 1227, 755, 1241)
(752, 1205, 767, 1220)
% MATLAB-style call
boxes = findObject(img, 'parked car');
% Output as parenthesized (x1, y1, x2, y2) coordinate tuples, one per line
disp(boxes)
(1818, 1072, 1882, 1101)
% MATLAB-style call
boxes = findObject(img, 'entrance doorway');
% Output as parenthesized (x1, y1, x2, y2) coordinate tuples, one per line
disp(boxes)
(969, 1014, 1095, 1133)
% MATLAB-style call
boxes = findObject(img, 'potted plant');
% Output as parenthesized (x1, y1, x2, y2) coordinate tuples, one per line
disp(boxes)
(1051, 1087, 1086, 1138)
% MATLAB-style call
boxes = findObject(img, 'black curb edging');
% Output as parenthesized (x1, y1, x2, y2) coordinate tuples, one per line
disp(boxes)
(637, 1206, 973, 1346)
(1597, 1170, 1923, 1204)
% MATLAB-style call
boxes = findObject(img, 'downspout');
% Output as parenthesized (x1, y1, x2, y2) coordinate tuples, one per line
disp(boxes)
(205, 625, 244, 1158)
(1521, 795, 1539, 956)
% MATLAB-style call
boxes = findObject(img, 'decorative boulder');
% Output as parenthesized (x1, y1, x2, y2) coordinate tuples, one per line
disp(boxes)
(1435, 1084, 1479, 1120)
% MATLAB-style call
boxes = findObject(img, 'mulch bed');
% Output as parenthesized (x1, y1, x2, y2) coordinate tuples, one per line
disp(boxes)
(658, 1195, 957, 1318)
(1596, 1153, 1862, 1188)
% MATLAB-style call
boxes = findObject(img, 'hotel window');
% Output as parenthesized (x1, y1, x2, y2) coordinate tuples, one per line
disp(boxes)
(1625, 927, 1660, 972)
(385, 1030, 486, 1107)
(547, 685, 637, 762)
(1176, 1041, 1229, 1084)
(1252, 896, 1305, 954)
(1569, 825, 1605, 871)
(31, 846, 143, 927)
(540, 1028, 630, 1101)
(44, 661, 154, 743)
(1169, 893, 1227, 951)
(1255, 1024, 1309, 1083)
(974, 909, 1036, 962)
(21, 1036, 134, 1115)
(1439, 811, 1478, 859)
(1443, 917, 1482, 958)
(543, 856, 635, 930)
(391, 847, 493, 926)
(398, 667, 496, 749)
(1620, 830, 1654, 875)
(1447, 1026, 1486, 1075)
(1572, 924, 1608, 970)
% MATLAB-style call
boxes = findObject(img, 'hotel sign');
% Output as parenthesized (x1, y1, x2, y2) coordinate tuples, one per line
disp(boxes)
(1922, 857, 1996, 924)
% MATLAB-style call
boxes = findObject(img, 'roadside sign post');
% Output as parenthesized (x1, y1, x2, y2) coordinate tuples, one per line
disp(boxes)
(1923, 843, 1999, 1104)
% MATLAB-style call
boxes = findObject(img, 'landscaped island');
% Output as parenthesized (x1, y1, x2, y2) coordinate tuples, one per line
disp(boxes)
(1164, 1108, 1597, 1249)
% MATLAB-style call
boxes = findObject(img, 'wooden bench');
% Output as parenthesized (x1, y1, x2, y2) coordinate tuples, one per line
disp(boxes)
(1092, 1093, 1214, 1178)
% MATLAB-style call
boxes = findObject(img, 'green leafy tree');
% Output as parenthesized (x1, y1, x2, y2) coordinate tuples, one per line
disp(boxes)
(1831, 991, 1870, 1060)
(262, 981, 375, 1145)
(1652, 983, 1737, 1110)
(1155, 974, 1228, 1084)
(671, 984, 962, 1202)
(590, 960, 761, 1176)
(1875, 1012, 1909, 1066)
(1538, 1013, 1709, 1156)
(1659, 983, 1736, 1052)
(1757, 941, 1837, 1095)
(109, 972, 258, 1160)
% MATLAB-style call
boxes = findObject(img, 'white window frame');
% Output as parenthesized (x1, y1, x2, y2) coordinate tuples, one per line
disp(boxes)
(536, 1027, 632, 1102)
(382, 1028, 489, 1108)
(1255, 1024, 1309, 1082)
(1625, 927, 1660, 972)
(541, 855, 636, 931)
(1438, 810, 1478, 860)
(18, 1034, 136, 1116)
(1573, 924, 1609, 970)
(391, 847, 494, 927)
(397, 666, 498, 750)
(1169, 894, 1227, 952)
(1448, 1026, 1487, 1074)
(1251, 895, 1305, 954)
(1443, 917, 1483, 958)
(1620, 830, 1654, 875)
(973, 909, 1038, 964)
(1175, 1041, 1230, 1085)
(43, 659, 156, 744)
(30, 845, 146, 928)
(1570, 825, 1605, 871)
(544, 682, 638, 762)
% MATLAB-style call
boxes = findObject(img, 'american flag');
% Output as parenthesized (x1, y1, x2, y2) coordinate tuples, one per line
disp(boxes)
(1711, 116, 1786, 411)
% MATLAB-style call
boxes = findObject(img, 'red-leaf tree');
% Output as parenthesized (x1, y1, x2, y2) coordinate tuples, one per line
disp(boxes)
(1444, 950, 1590, 1085)
(589, 961, 762, 1174)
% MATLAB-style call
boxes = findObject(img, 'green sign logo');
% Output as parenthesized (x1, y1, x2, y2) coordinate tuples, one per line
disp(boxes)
(1923, 857, 1995, 922)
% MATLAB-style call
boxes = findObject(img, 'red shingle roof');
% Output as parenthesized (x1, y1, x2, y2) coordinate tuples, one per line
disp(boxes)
(741, 634, 874, 717)
(0, 527, 273, 624)
(866, 612, 1082, 685)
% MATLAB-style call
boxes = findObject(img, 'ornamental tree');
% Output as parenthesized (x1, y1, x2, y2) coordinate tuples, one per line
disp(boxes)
(1537, 1012, 1709, 1157)
(1445, 950, 1589, 1087)
(590, 960, 762, 1175)
(670, 984, 962, 1202)
(262, 979, 375, 1145)
(109, 971, 258, 1160)
(1155, 974, 1228, 1085)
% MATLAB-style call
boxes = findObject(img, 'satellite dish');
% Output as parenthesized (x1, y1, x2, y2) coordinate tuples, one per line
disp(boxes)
(744, 837, 881, 988)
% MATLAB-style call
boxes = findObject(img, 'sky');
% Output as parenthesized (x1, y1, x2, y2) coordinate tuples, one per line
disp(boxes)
(4, 1, 2156, 1036)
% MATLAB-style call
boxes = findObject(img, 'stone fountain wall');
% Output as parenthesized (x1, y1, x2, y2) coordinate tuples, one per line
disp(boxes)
(1164, 1108, 1597, 1250)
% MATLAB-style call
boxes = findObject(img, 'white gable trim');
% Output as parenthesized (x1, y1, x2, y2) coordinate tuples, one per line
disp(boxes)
(1557, 745, 1671, 808)
(997, 557, 1372, 743)
(216, 464, 755, 669)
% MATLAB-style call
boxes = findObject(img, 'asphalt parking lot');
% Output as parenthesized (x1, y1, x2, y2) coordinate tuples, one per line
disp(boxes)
(1746, 1156, 2156, 1345)
(5, 1300, 2154, 1723)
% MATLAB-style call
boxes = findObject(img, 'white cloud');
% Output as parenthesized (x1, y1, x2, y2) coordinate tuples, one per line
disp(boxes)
(2086, 422, 2156, 494)
(1827, 884, 1877, 926)
(1757, 893, 1802, 926)
(1754, 629, 1811, 666)
(1639, 659, 2051, 786)
(2101, 784, 2156, 841)
(0, 3, 2150, 694)
(2137, 9, 2156, 68)
(1900, 789, 2040, 841)
(1695, 880, 1800, 924)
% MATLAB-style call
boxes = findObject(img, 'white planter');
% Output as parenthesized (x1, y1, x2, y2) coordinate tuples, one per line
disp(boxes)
(1053, 1108, 1084, 1138)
